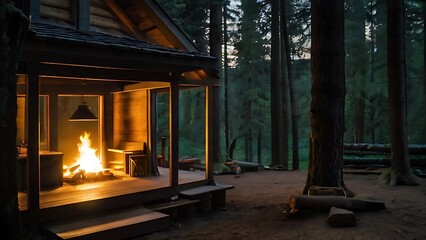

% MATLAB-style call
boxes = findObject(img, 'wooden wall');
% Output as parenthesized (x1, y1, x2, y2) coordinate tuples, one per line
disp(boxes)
(90, 0, 126, 34)
(40, 0, 73, 23)
(113, 90, 148, 148)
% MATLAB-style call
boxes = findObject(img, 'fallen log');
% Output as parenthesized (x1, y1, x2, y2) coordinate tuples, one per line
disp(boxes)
(343, 143, 426, 155)
(225, 160, 263, 172)
(344, 158, 426, 167)
(289, 194, 385, 212)
(344, 150, 388, 156)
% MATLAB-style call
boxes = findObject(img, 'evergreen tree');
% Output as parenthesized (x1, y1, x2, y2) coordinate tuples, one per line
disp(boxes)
(232, 0, 270, 163)
(387, 0, 418, 186)
(304, 0, 346, 193)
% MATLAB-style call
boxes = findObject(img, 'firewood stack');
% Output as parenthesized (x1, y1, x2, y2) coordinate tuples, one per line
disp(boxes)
(63, 164, 115, 185)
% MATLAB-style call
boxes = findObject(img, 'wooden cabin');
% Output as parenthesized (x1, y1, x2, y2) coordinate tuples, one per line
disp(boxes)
(16, 0, 231, 238)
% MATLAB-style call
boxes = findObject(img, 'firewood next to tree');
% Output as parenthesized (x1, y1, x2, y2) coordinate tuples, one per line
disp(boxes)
(289, 194, 385, 211)
(328, 207, 357, 227)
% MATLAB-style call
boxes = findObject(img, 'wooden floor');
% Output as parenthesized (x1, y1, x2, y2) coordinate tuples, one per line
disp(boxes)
(18, 167, 206, 210)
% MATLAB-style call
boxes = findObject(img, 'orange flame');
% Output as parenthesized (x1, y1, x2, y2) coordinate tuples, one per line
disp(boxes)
(76, 132, 102, 173)
(65, 132, 103, 177)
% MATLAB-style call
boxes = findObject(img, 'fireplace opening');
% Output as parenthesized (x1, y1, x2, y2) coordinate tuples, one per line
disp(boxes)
(63, 132, 115, 185)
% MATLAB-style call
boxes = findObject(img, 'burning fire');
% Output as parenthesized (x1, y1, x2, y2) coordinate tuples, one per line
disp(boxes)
(64, 132, 103, 178)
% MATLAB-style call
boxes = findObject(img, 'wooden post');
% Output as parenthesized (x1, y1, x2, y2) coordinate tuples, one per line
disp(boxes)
(27, 63, 40, 218)
(49, 93, 58, 151)
(169, 82, 179, 195)
(205, 85, 215, 184)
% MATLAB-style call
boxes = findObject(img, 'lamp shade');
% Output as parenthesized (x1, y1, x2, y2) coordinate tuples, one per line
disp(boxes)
(69, 103, 98, 121)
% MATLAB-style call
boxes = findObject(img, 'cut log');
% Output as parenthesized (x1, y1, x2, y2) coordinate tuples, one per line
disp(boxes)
(328, 207, 357, 227)
(289, 194, 385, 211)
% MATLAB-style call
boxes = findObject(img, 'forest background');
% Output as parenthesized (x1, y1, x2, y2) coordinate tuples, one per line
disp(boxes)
(154, 0, 425, 170)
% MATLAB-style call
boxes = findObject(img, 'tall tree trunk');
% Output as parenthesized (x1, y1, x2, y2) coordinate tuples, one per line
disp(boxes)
(0, 3, 29, 239)
(281, 0, 299, 170)
(223, 0, 230, 158)
(369, 0, 376, 143)
(271, 0, 283, 167)
(281, 29, 289, 170)
(387, 0, 418, 186)
(257, 129, 262, 164)
(352, 0, 367, 143)
(424, 0, 426, 142)
(209, 0, 223, 164)
(304, 0, 346, 194)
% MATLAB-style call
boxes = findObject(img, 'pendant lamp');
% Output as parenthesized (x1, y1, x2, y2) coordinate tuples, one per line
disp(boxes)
(69, 82, 98, 121)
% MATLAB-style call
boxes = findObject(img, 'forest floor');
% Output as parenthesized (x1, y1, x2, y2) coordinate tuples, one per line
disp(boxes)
(136, 169, 426, 240)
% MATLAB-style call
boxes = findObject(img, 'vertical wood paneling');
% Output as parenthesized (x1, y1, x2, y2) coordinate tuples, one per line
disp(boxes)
(113, 90, 148, 148)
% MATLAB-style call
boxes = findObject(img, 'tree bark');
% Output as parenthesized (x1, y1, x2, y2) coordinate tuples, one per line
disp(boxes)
(0, 3, 29, 239)
(270, 0, 283, 167)
(304, 0, 346, 193)
(387, 0, 418, 185)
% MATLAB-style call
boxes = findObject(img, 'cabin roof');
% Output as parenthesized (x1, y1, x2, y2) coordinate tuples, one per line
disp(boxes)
(21, 0, 219, 82)
(28, 21, 213, 61)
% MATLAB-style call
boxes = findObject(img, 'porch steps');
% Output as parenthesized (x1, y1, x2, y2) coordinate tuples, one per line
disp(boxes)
(146, 198, 200, 220)
(44, 206, 169, 240)
(179, 184, 234, 213)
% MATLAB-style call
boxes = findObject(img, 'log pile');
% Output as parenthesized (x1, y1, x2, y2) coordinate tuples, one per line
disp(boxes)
(343, 143, 426, 177)
(63, 165, 115, 185)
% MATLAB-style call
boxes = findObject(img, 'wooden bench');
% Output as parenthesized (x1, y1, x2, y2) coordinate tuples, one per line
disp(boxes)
(179, 184, 234, 213)
(107, 142, 146, 174)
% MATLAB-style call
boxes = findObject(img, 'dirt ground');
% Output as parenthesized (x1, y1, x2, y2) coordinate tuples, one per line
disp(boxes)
(136, 170, 426, 240)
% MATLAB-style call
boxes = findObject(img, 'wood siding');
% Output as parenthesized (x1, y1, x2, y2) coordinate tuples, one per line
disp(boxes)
(90, 0, 126, 34)
(113, 90, 148, 148)
(40, 0, 73, 23)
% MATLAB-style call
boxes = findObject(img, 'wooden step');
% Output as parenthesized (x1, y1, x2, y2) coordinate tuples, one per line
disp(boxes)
(146, 198, 200, 220)
(147, 198, 200, 212)
(179, 184, 234, 213)
(44, 207, 169, 240)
